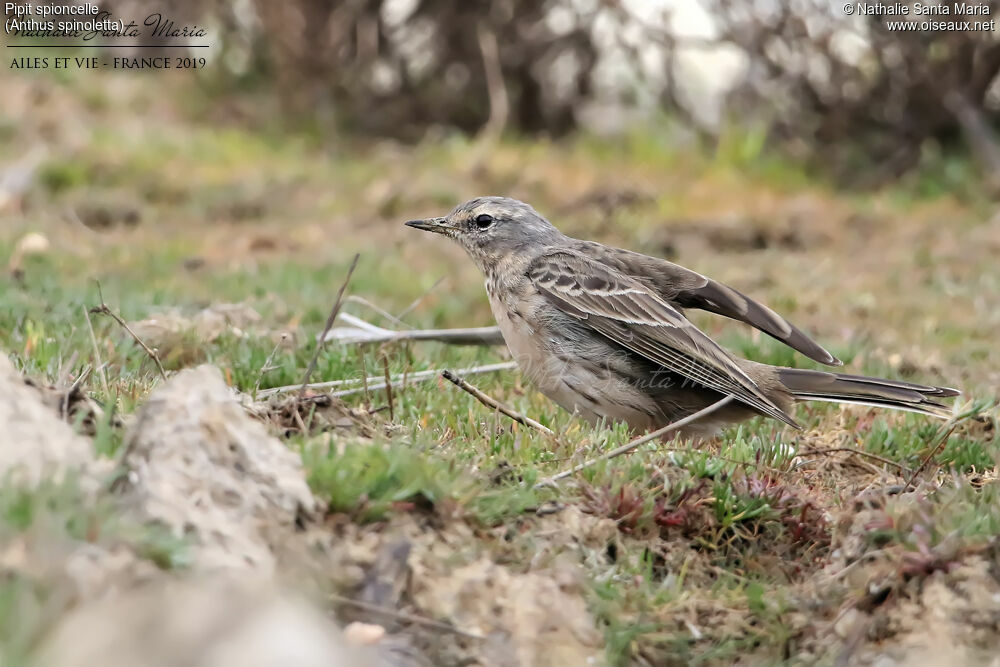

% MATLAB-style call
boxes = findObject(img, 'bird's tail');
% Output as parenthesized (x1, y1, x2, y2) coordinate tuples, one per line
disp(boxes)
(777, 368, 960, 419)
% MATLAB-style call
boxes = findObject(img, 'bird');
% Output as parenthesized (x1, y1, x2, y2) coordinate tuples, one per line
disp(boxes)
(405, 197, 959, 440)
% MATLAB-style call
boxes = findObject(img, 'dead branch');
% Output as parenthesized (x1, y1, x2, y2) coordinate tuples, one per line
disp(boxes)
(324, 313, 504, 346)
(59, 364, 89, 421)
(298, 254, 360, 399)
(89, 282, 167, 380)
(381, 351, 395, 422)
(257, 361, 517, 399)
(539, 395, 735, 486)
(345, 295, 407, 328)
(442, 369, 553, 435)
(798, 447, 912, 476)
(944, 90, 1000, 193)
(254, 333, 289, 398)
(329, 594, 485, 641)
(358, 346, 370, 404)
(904, 423, 960, 491)
(477, 22, 509, 141)
(83, 304, 110, 397)
(900, 401, 984, 490)
(55, 350, 79, 389)
(396, 276, 445, 321)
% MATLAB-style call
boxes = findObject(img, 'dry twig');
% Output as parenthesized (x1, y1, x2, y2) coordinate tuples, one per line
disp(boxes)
(83, 304, 110, 397)
(904, 422, 960, 491)
(324, 313, 503, 346)
(396, 276, 445, 321)
(298, 254, 360, 399)
(477, 22, 509, 140)
(381, 350, 395, 422)
(346, 295, 407, 328)
(254, 333, 289, 398)
(257, 361, 516, 398)
(59, 364, 89, 420)
(539, 395, 735, 486)
(442, 369, 553, 435)
(899, 402, 983, 490)
(358, 346, 370, 404)
(55, 350, 79, 389)
(89, 282, 166, 380)
(799, 447, 912, 476)
(330, 593, 485, 641)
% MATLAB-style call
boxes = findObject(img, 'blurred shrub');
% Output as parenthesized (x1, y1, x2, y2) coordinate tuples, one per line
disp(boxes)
(106, 0, 601, 139)
(101, 0, 1000, 186)
(700, 0, 1000, 187)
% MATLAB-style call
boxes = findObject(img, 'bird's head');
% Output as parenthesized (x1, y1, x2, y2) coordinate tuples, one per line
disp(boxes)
(405, 197, 564, 272)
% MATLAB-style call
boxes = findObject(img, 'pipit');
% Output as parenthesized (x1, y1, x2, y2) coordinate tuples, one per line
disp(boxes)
(405, 197, 959, 439)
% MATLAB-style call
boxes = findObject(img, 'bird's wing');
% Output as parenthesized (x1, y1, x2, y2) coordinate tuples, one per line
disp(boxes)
(573, 241, 842, 367)
(528, 251, 799, 427)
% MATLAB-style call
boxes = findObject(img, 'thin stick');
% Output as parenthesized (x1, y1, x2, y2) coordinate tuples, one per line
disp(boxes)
(544, 447, 792, 476)
(799, 447, 912, 475)
(824, 548, 889, 584)
(396, 276, 445, 321)
(359, 346, 370, 404)
(904, 422, 960, 490)
(329, 594, 485, 641)
(331, 362, 518, 399)
(292, 405, 309, 436)
(253, 333, 288, 398)
(346, 295, 407, 328)
(298, 254, 360, 399)
(442, 370, 553, 435)
(540, 395, 735, 486)
(477, 22, 509, 140)
(83, 304, 110, 397)
(89, 282, 166, 380)
(56, 350, 79, 389)
(324, 313, 504, 346)
(381, 350, 395, 422)
(257, 361, 517, 398)
(61, 364, 90, 420)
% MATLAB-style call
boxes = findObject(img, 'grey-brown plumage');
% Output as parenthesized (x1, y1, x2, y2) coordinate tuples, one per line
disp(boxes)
(405, 197, 959, 439)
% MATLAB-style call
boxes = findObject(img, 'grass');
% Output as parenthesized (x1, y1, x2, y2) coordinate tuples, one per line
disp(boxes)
(0, 475, 190, 666)
(1, 66, 999, 665)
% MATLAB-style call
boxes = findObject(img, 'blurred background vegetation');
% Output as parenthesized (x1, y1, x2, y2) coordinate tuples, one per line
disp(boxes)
(3, 4, 1000, 664)
(81, 0, 1000, 191)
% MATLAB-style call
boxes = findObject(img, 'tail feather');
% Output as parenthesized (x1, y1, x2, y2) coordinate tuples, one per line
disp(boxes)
(778, 368, 959, 419)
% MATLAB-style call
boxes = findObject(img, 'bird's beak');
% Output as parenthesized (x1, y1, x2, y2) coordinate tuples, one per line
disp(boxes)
(404, 216, 451, 235)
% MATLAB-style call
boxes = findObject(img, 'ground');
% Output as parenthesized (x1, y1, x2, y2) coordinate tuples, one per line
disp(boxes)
(2, 69, 1000, 666)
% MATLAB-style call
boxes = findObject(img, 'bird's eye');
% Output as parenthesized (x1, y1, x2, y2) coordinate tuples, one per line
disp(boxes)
(474, 213, 494, 230)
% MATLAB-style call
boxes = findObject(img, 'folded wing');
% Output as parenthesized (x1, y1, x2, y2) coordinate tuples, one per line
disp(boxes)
(529, 251, 800, 428)
(572, 241, 842, 367)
